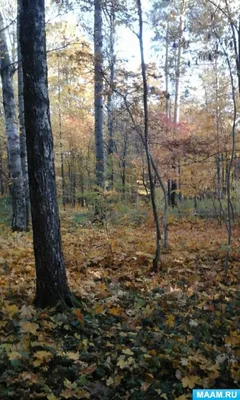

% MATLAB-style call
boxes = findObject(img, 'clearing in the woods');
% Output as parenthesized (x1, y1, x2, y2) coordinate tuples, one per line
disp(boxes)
(0, 209, 239, 399)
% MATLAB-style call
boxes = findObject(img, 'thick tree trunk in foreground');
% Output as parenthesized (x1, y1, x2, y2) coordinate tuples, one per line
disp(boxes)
(0, 13, 26, 231)
(94, 0, 105, 189)
(19, 0, 72, 308)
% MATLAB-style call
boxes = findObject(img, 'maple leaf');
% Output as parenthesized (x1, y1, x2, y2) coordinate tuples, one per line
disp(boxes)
(8, 351, 23, 361)
(122, 348, 134, 355)
(20, 305, 35, 319)
(106, 376, 114, 386)
(65, 351, 80, 361)
(94, 304, 105, 314)
(165, 314, 175, 328)
(182, 375, 200, 389)
(79, 363, 97, 375)
(20, 321, 39, 335)
(108, 306, 122, 316)
(117, 355, 135, 369)
(32, 351, 53, 367)
(73, 309, 84, 323)
(47, 395, 58, 400)
(4, 303, 19, 316)
(161, 394, 168, 400)
(61, 389, 74, 399)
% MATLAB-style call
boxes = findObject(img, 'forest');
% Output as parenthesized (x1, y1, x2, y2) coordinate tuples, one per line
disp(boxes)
(0, 0, 239, 398)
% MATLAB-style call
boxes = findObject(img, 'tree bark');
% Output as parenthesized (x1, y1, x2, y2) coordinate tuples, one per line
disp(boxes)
(19, 0, 73, 308)
(57, 54, 66, 210)
(94, 0, 105, 188)
(173, 0, 185, 203)
(0, 13, 26, 231)
(107, 2, 116, 189)
(17, 1, 30, 229)
(0, 137, 5, 196)
(137, 0, 161, 273)
(121, 133, 128, 201)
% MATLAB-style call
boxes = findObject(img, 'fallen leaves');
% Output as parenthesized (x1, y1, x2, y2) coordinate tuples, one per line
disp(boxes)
(182, 375, 200, 389)
(0, 216, 239, 399)
(20, 321, 39, 335)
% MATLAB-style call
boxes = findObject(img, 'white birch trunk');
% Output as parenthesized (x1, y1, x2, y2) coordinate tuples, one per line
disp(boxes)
(0, 13, 26, 231)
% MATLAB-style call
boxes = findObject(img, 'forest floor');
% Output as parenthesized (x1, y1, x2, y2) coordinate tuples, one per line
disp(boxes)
(0, 207, 239, 399)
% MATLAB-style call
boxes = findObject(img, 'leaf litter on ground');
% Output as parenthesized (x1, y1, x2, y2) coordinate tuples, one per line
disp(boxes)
(0, 212, 239, 399)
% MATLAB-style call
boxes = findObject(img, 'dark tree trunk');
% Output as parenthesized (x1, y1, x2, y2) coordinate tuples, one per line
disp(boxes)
(170, 181, 177, 208)
(121, 131, 128, 200)
(137, 0, 161, 273)
(0, 138, 4, 196)
(122, 159, 126, 200)
(57, 54, 66, 210)
(0, 13, 26, 231)
(107, 2, 115, 189)
(221, 153, 225, 194)
(19, 0, 72, 308)
(71, 170, 76, 208)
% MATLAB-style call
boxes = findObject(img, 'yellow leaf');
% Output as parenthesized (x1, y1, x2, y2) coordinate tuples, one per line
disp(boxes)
(73, 309, 84, 323)
(165, 314, 175, 328)
(65, 351, 80, 361)
(108, 306, 122, 316)
(117, 356, 128, 369)
(5, 303, 19, 316)
(175, 396, 189, 400)
(61, 388, 73, 399)
(8, 351, 22, 361)
(64, 379, 75, 389)
(114, 375, 122, 385)
(41, 320, 57, 330)
(33, 351, 53, 367)
(20, 321, 39, 335)
(47, 395, 58, 400)
(122, 348, 134, 356)
(117, 355, 135, 369)
(161, 394, 168, 400)
(106, 376, 114, 386)
(225, 331, 240, 346)
(94, 304, 105, 314)
(75, 389, 90, 399)
(182, 375, 199, 389)
(149, 349, 157, 356)
(106, 341, 114, 347)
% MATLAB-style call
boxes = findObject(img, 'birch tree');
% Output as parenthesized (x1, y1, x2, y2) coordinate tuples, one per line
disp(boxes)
(17, 1, 30, 229)
(0, 13, 26, 231)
